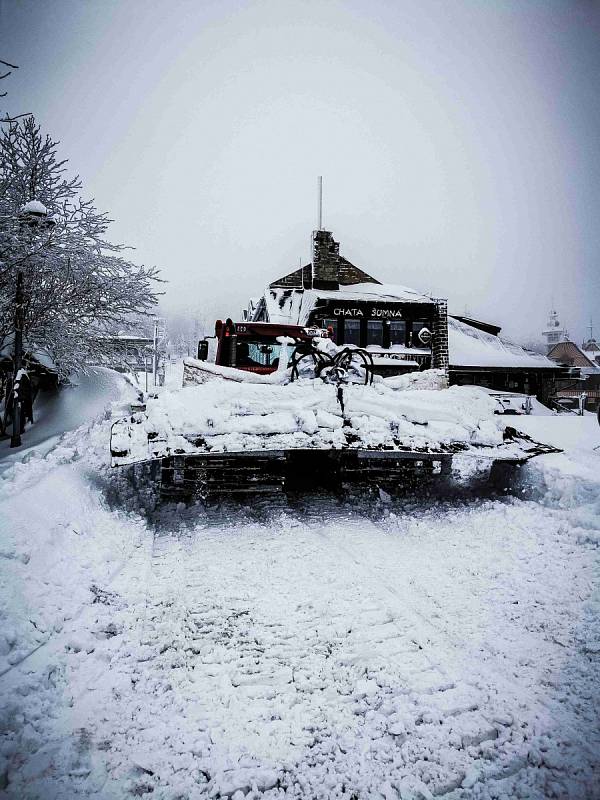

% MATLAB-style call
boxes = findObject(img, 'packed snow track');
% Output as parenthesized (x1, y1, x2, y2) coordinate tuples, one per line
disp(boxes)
(0, 371, 599, 799)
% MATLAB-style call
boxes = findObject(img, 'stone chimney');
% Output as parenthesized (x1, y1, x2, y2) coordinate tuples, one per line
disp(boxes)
(311, 230, 340, 290)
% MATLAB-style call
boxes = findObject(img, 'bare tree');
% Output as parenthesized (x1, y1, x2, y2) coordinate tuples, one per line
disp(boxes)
(0, 59, 30, 123)
(0, 117, 162, 379)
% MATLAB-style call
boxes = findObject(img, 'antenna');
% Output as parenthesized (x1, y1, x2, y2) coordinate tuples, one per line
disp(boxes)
(317, 176, 323, 230)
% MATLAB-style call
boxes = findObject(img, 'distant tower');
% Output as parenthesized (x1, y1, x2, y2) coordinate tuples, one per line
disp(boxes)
(542, 308, 569, 353)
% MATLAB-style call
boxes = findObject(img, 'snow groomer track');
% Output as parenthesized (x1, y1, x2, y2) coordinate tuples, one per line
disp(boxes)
(111, 373, 559, 501)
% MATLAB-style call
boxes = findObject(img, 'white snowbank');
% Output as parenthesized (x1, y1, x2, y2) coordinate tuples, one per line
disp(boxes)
(0, 368, 137, 473)
(383, 368, 447, 391)
(0, 369, 144, 679)
(183, 357, 288, 385)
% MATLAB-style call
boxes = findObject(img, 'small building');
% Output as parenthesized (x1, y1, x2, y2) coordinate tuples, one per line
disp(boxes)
(93, 333, 155, 372)
(581, 332, 600, 368)
(250, 229, 449, 375)
(249, 228, 567, 402)
(449, 316, 568, 404)
(546, 339, 600, 411)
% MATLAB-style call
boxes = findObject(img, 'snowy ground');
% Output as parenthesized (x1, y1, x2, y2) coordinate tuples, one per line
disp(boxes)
(1, 369, 599, 799)
(0, 368, 140, 474)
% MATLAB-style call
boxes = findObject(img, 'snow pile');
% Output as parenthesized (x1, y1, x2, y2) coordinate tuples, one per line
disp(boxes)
(383, 368, 447, 391)
(183, 357, 288, 385)
(515, 415, 600, 545)
(141, 380, 504, 456)
(0, 369, 144, 679)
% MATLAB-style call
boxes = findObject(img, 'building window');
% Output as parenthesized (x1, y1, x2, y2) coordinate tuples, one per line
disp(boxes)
(411, 320, 428, 347)
(366, 320, 383, 347)
(390, 321, 406, 346)
(344, 319, 361, 346)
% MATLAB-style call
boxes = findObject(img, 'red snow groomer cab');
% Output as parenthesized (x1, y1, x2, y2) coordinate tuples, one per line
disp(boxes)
(185, 319, 330, 383)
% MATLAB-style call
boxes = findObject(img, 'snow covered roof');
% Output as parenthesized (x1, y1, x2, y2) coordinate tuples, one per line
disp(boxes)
(449, 317, 558, 370)
(312, 282, 434, 304)
(262, 289, 313, 325)
(262, 282, 434, 326)
(21, 200, 48, 216)
(547, 340, 600, 372)
(0, 337, 58, 373)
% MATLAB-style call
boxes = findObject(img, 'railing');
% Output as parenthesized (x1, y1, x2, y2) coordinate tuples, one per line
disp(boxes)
(548, 395, 586, 415)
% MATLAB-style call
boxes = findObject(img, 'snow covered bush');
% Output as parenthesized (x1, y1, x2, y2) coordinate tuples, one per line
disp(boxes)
(0, 116, 161, 377)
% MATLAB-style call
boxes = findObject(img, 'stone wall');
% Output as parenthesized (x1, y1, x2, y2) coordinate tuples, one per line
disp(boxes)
(432, 298, 449, 379)
(311, 230, 341, 289)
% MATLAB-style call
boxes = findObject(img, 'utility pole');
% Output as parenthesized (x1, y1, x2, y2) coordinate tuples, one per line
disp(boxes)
(153, 319, 158, 387)
(10, 271, 24, 448)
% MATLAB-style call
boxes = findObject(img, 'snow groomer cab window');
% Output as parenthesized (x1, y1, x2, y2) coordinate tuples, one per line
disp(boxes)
(236, 339, 283, 370)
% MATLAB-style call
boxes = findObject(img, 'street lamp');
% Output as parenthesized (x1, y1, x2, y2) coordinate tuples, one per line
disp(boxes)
(10, 200, 54, 448)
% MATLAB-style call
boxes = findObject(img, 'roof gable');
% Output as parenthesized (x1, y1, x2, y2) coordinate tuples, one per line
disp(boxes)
(269, 232, 381, 290)
(547, 341, 597, 368)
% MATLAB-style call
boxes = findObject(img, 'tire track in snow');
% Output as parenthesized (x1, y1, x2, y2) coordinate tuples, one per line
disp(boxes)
(307, 509, 600, 783)
(112, 518, 513, 797)
(54, 505, 598, 800)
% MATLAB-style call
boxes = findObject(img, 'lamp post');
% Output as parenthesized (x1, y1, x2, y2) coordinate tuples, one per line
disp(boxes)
(10, 201, 54, 448)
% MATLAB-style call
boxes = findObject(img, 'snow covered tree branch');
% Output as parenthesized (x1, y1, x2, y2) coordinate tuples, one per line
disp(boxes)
(0, 117, 162, 377)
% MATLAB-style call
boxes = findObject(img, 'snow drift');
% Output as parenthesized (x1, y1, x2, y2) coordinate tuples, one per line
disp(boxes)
(126, 378, 506, 461)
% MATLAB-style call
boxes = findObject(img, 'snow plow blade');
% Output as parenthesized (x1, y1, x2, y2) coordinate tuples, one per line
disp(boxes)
(109, 366, 562, 502)
(110, 413, 559, 502)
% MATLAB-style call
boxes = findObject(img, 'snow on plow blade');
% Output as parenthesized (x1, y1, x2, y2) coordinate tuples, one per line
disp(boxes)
(109, 377, 560, 501)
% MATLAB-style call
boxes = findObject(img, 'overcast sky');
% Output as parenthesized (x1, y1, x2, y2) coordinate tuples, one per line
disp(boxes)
(2, 0, 599, 344)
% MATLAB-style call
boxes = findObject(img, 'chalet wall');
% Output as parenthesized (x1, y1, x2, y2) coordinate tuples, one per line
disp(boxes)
(432, 299, 449, 377)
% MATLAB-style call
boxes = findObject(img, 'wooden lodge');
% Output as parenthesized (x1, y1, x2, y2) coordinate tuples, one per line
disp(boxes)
(248, 228, 567, 402)
(250, 229, 449, 376)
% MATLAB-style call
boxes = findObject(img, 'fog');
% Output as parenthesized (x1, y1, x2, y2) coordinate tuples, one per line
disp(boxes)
(2, 0, 599, 345)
